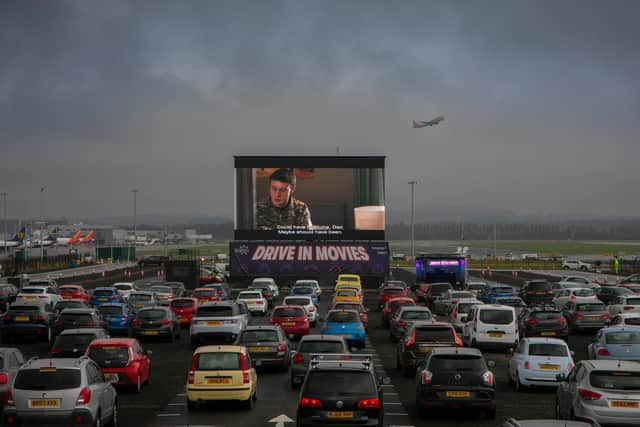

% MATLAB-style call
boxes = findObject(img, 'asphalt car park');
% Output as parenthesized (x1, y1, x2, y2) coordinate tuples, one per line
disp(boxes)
(4, 269, 602, 427)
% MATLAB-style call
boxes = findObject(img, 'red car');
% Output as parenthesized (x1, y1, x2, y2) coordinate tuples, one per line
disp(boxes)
(170, 297, 199, 326)
(86, 338, 152, 392)
(59, 284, 90, 301)
(330, 301, 369, 330)
(270, 305, 309, 339)
(414, 283, 430, 302)
(378, 286, 409, 310)
(192, 288, 220, 304)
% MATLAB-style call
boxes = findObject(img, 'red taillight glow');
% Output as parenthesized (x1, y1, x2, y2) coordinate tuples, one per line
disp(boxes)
(191, 354, 198, 370)
(277, 342, 286, 353)
(524, 361, 530, 370)
(299, 397, 323, 408)
(601, 312, 610, 319)
(597, 348, 611, 356)
(51, 347, 61, 354)
(256, 300, 264, 305)
(482, 371, 494, 386)
(578, 388, 602, 400)
(293, 353, 304, 364)
(572, 313, 584, 320)
(132, 319, 140, 326)
(187, 371, 194, 384)
(557, 317, 566, 325)
(357, 398, 380, 409)
(31, 315, 46, 321)
(242, 371, 250, 384)
(239, 353, 248, 370)
(162, 319, 171, 325)
(0, 372, 8, 385)
(384, 307, 391, 313)
(396, 320, 407, 327)
(420, 370, 433, 385)
(526, 318, 537, 325)
(76, 387, 91, 405)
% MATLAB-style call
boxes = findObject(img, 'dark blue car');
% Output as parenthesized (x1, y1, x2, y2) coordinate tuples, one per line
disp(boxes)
(479, 284, 515, 303)
(98, 303, 135, 335)
(89, 287, 124, 307)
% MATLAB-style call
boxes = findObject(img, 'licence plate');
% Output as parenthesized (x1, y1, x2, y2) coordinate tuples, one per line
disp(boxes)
(103, 373, 119, 382)
(99, 297, 108, 301)
(488, 332, 504, 338)
(588, 316, 601, 320)
(611, 400, 639, 408)
(536, 292, 546, 295)
(25, 296, 37, 300)
(540, 331, 556, 336)
(15, 316, 30, 321)
(207, 320, 222, 326)
(446, 391, 471, 398)
(143, 330, 159, 335)
(328, 411, 353, 418)
(250, 346, 270, 352)
(281, 322, 296, 326)
(28, 399, 60, 408)
(133, 304, 143, 308)
(539, 364, 560, 370)
(206, 378, 231, 385)
(419, 345, 432, 352)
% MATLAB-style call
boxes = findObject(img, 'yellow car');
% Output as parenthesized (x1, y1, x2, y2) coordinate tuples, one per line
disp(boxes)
(334, 274, 361, 291)
(334, 284, 362, 300)
(186, 345, 257, 410)
(332, 288, 361, 304)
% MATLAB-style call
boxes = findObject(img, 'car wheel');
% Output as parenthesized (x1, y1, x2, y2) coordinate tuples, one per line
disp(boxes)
(107, 401, 118, 427)
(187, 399, 197, 412)
(94, 411, 102, 427)
(135, 374, 142, 393)
(555, 399, 562, 419)
(515, 372, 525, 392)
(486, 406, 496, 419)
(242, 393, 253, 410)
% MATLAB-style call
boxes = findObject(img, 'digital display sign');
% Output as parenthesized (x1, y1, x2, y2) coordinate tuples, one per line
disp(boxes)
(234, 156, 385, 241)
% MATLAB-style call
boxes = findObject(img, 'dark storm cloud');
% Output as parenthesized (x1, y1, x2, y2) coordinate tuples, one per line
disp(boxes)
(1, 0, 639, 220)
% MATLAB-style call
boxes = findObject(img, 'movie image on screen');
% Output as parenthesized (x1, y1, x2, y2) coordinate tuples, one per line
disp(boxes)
(234, 156, 385, 240)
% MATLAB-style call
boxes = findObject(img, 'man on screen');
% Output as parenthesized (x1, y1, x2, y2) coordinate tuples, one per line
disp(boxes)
(256, 168, 312, 229)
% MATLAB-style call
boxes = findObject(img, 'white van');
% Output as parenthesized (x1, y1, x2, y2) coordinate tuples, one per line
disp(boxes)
(462, 304, 518, 350)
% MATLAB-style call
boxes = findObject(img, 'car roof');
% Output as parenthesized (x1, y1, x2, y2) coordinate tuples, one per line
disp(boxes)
(60, 284, 83, 289)
(522, 337, 569, 345)
(138, 306, 170, 312)
(172, 297, 198, 302)
(601, 326, 640, 333)
(55, 299, 87, 304)
(98, 302, 126, 307)
(300, 334, 347, 343)
(89, 338, 137, 346)
(199, 301, 234, 307)
(477, 304, 516, 311)
(273, 304, 306, 311)
(23, 357, 91, 368)
(59, 308, 97, 314)
(386, 297, 414, 304)
(430, 347, 482, 356)
(59, 328, 107, 336)
(412, 321, 450, 329)
(399, 305, 431, 311)
(583, 360, 640, 371)
(130, 291, 155, 295)
(284, 295, 312, 300)
(194, 345, 247, 355)
(243, 325, 281, 332)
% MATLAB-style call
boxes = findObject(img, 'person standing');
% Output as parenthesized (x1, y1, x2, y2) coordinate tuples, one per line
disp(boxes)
(614, 256, 620, 275)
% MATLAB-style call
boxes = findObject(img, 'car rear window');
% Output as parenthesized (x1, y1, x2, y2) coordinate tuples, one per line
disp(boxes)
(55, 302, 84, 310)
(99, 306, 122, 315)
(88, 346, 130, 367)
(19, 288, 44, 294)
(299, 341, 345, 353)
(532, 311, 562, 321)
(129, 294, 152, 302)
(138, 309, 167, 320)
(273, 307, 305, 318)
(337, 290, 356, 297)
(197, 306, 233, 317)
(253, 281, 273, 287)
(590, 371, 640, 390)
(241, 330, 279, 342)
(60, 287, 80, 292)
(452, 292, 474, 299)
(239, 292, 262, 299)
(429, 355, 485, 371)
(285, 298, 311, 306)
(384, 288, 404, 294)
(431, 284, 453, 294)
(415, 327, 454, 342)
(194, 290, 217, 298)
(171, 299, 196, 308)
(468, 284, 487, 291)
(196, 352, 241, 370)
(606, 331, 640, 344)
(491, 287, 513, 293)
(293, 287, 313, 295)
(390, 300, 414, 310)
(56, 334, 97, 348)
(479, 309, 513, 324)
(528, 343, 568, 357)
(14, 368, 81, 390)
(94, 289, 115, 296)
(573, 289, 595, 297)
(625, 317, 640, 326)
(9, 305, 40, 313)
(150, 286, 171, 293)
(334, 304, 360, 312)
(627, 298, 640, 305)
(327, 311, 359, 323)
(305, 371, 375, 395)
(60, 313, 93, 322)
(458, 303, 480, 314)
(576, 303, 605, 312)
(114, 284, 133, 291)
(527, 282, 552, 291)
(401, 310, 432, 320)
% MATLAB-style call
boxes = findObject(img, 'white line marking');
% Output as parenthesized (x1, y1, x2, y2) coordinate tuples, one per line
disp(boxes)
(384, 392, 398, 395)
(157, 413, 181, 417)
(168, 403, 185, 406)
(176, 393, 186, 396)
(384, 402, 403, 405)
(386, 412, 409, 415)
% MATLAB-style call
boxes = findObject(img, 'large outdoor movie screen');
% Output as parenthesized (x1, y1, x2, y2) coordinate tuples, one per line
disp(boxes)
(234, 156, 385, 240)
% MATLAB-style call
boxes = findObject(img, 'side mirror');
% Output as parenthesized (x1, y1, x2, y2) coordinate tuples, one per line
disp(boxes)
(289, 350, 297, 363)
(145, 350, 153, 356)
(487, 360, 496, 368)
(570, 350, 575, 357)
(556, 373, 566, 382)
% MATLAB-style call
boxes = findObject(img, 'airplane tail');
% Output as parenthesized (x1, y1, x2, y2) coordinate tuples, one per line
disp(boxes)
(81, 230, 94, 244)
(68, 230, 83, 245)
(412, 120, 419, 128)
(9, 227, 26, 242)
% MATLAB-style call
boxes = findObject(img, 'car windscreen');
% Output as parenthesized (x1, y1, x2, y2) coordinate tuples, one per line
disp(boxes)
(479, 309, 513, 324)
(337, 290, 356, 297)
(428, 355, 485, 372)
(532, 311, 562, 321)
(627, 298, 640, 305)
(292, 287, 313, 295)
(171, 299, 195, 308)
(327, 311, 359, 323)
(576, 303, 606, 312)
(273, 307, 304, 318)
(457, 303, 480, 314)
(527, 282, 552, 291)
(605, 331, 640, 344)
(299, 341, 345, 353)
(196, 306, 233, 317)
(624, 317, 640, 326)
(305, 371, 375, 395)
(383, 288, 404, 294)
(590, 371, 640, 390)
(240, 330, 279, 342)
(573, 289, 595, 297)
(490, 287, 513, 293)
(14, 368, 81, 390)
(94, 289, 115, 296)
(88, 346, 130, 367)
(150, 286, 172, 293)
(238, 292, 262, 300)
(390, 300, 414, 310)
(99, 306, 122, 315)
(528, 343, 568, 357)
(60, 287, 80, 293)
(196, 352, 241, 370)
(129, 294, 152, 302)
(401, 310, 432, 320)
(415, 327, 454, 342)
(55, 334, 97, 348)
(137, 309, 167, 320)
(9, 305, 41, 313)
(334, 304, 360, 312)
(431, 284, 453, 294)
(19, 288, 44, 294)
(55, 301, 84, 310)
(59, 313, 93, 322)
(285, 298, 311, 306)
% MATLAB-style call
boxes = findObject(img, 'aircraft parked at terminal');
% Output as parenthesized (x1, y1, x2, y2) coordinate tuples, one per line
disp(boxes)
(55, 229, 83, 245)
(0, 226, 26, 248)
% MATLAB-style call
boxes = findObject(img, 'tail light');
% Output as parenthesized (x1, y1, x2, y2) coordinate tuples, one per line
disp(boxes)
(384, 307, 391, 314)
(264, 291, 272, 298)
(6, 388, 13, 406)
(132, 320, 140, 326)
(396, 320, 407, 327)
(547, 290, 554, 295)
(31, 315, 46, 321)
(597, 348, 611, 356)
(308, 306, 315, 312)
(277, 342, 286, 354)
(523, 361, 530, 370)
(293, 353, 304, 364)
(571, 295, 576, 301)
(601, 313, 610, 319)
(405, 334, 415, 348)
(0, 372, 8, 385)
(299, 397, 323, 408)
(420, 370, 433, 385)
(567, 362, 574, 371)
(54, 320, 62, 326)
(2, 315, 10, 322)
(242, 371, 250, 384)
(624, 306, 635, 311)
(191, 353, 198, 370)
(311, 294, 317, 299)
(578, 388, 602, 400)
(239, 353, 248, 370)
(86, 322, 96, 327)
(162, 319, 171, 325)
(187, 371, 194, 384)
(526, 318, 537, 325)
(572, 313, 584, 320)
(482, 371, 494, 386)
(38, 295, 48, 299)
(76, 387, 91, 405)
(557, 317, 566, 325)
(121, 316, 128, 321)
(357, 398, 380, 409)
(51, 347, 61, 354)
(256, 300, 264, 305)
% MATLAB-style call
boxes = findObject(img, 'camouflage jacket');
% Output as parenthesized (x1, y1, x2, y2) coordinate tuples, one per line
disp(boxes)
(255, 197, 312, 229)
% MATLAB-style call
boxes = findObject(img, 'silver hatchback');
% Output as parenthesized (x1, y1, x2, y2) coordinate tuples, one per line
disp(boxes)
(556, 360, 640, 425)
(3, 356, 118, 426)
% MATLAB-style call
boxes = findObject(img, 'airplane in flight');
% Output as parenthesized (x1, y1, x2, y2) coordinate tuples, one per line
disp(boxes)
(412, 116, 444, 128)
(0, 226, 26, 249)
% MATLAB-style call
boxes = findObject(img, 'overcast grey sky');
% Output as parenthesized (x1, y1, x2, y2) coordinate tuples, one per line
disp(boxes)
(1, 0, 639, 222)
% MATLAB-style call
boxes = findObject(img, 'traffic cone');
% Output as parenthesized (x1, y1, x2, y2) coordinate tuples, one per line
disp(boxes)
(141, 270, 145, 277)
(101, 271, 105, 278)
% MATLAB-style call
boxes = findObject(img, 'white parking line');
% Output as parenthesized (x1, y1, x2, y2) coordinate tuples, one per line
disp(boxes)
(384, 392, 398, 395)
(176, 393, 186, 397)
(386, 412, 409, 416)
(156, 413, 181, 417)
(168, 403, 185, 406)
(380, 384, 395, 387)
(384, 402, 403, 405)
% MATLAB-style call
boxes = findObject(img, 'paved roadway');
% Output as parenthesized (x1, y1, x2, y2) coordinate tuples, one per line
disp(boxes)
(8, 269, 595, 427)
(29, 263, 135, 280)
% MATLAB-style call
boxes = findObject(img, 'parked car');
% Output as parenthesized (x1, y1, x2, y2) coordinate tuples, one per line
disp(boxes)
(389, 306, 433, 341)
(294, 280, 322, 300)
(562, 259, 592, 271)
(50, 328, 110, 357)
(432, 290, 476, 315)
(251, 277, 279, 297)
(52, 308, 106, 339)
(424, 282, 454, 309)
(170, 297, 199, 327)
(132, 306, 180, 342)
(190, 301, 250, 347)
(0, 347, 25, 412)
(597, 286, 634, 305)
(478, 284, 515, 304)
(449, 299, 484, 332)
(291, 285, 319, 305)
(415, 347, 496, 418)
(149, 284, 175, 305)
(138, 255, 168, 266)
(88, 287, 123, 307)
(397, 321, 461, 377)
(562, 301, 609, 332)
(1, 301, 54, 342)
(495, 296, 527, 317)
(58, 285, 90, 301)
(462, 304, 519, 350)
(508, 337, 574, 391)
(164, 281, 186, 298)
(521, 280, 555, 306)
(518, 306, 569, 341)
(381, 297, 416, 329)
(587, 326, 640, 361)
(289, 334, 349, 389)
(377, 286, 409, 310)
(15, 286, 61, 307)
(237, 290, 269, 316)
(113, 282, 136, 300)
(127, 291, 158, 314)
(320, 309, 365, 349)
(192, 287, 220, 304)
(556, 360, 640, 426)
(98, 302, 136, 335)
(609, 311, 640, 327)
(607, 295, 640, 316)
(283, 295, 318, 326)
(186, 345, 257, 410)
(238, 325, 290, 371)
(330, 301, 368, 331)
(202, 283, 231, 301)
(87, 337, 152, 392)
(553, 288, 598, 309)
(557, 275, 600, 290)
(465, 281, 489, 297)
(270, 305, 309, 340)
(52, 299, 89, 317)
(2, 356, 117, 426)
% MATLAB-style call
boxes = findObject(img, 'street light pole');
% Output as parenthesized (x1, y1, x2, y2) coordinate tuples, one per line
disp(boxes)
(1, 192, 7, 255)
(131, 189, 138, 262)
(40, 186, 45, 263)
(408, 180, 417, 260)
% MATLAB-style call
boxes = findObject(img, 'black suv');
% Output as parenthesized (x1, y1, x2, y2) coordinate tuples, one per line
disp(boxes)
(52, 308, 106, 339)
(520, 280, 554, 305)
(138, 255, 168, 267)
(518, 306, 569, 340)
(396, 321, 459, 377)
(415, 347, 496, 419)
(297, 354, 386, 427)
